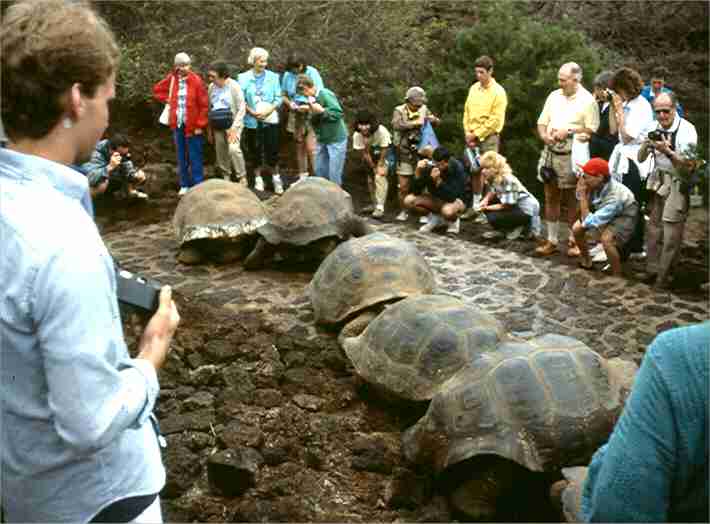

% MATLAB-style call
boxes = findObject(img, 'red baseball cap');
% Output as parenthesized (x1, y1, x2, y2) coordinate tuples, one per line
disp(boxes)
(577, 158, 609, 177)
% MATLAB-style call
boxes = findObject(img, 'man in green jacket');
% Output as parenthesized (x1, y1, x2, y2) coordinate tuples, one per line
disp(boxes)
(296, 74, 347, 186)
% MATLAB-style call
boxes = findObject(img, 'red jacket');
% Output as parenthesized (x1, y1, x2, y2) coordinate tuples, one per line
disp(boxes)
(153, 71, 208, 136)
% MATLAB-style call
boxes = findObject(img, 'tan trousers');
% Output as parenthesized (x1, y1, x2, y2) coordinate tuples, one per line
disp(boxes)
(646, 192, 686, 284)
(214, 128, 246, 179)
(367, 169, 389, 209)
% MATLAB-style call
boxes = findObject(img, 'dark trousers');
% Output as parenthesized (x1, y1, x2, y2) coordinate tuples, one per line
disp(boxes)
(622, 160, 645, 255)
(244, 123, 280, 169)
(485, 206, 530, 231)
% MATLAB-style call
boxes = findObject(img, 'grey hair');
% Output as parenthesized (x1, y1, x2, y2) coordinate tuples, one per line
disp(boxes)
(654, 91, 678, 108)
(247, 47, 269, 65)
(593, 70, 613, 89)
(561, 62, 583, 82)
(174, 52, 191, 65)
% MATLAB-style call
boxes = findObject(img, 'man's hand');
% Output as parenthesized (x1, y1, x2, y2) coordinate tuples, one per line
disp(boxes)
(430, 167, 441, 184)
(416, 159, 430, 170)
(427, 114, 441, 125)
(207, 131, 214, 144)
(552, 128, 569, 142)
(653, 135, 673, 156)
(137, 286, 180, 371)
(576, 175, 589, 196)
(108, 152, 122, 172)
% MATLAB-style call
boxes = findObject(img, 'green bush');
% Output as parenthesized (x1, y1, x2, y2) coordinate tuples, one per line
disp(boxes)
(423, 3, 601, 192)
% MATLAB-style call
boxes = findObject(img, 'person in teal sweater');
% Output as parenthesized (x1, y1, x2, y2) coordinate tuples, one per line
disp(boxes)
(296, 74, 347, 186)
(582, 322, 709, 522)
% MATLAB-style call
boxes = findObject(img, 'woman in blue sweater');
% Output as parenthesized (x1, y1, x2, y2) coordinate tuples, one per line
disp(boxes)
(582, 322, 708, 522)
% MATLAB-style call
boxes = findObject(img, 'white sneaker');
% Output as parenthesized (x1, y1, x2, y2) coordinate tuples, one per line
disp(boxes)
(273, 174, 284, 195)
(254, 175, 264, 192)
(395, 210, 409, 222)
(419, 214, 430, 224)
(178, 187, 188, 196)
(474, 214, 488, 225)
(130, 189, 149, 199)
(447, 218, 460, 234)
(592, 248, 608, 263)
(419, 214, 444, 233)
(589, 244, 604, 257)
(506, 225, 524, 240)
(629, 250, 647, 260)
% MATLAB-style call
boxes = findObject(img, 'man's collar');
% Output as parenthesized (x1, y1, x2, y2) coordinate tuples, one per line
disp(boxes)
(659, 115, 681, 133)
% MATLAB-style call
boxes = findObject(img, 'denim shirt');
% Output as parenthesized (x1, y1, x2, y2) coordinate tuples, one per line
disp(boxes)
(0, 148, 164, 522)
(582, 178, 637, 230)
(237, 68, 282, 129)
(281, 65, 324, 105)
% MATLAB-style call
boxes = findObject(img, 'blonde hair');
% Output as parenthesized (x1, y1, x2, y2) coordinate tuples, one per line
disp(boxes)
(247, 47, 269, 66)
(480, 151, 513, 186)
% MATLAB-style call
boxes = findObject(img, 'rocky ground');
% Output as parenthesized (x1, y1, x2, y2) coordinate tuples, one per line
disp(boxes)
(97, 161, 708, 523)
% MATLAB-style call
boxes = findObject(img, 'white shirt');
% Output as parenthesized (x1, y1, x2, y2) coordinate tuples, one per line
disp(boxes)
(650, 115, 698, 172)
(609, 95, 655, 180)
(353, 125, 392, 150)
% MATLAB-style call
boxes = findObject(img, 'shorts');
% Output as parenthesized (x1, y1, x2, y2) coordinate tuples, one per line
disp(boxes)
(538, 147, 576, 189)
(602, 206, 638, 247)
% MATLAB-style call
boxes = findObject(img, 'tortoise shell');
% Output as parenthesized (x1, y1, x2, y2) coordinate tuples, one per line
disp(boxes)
(402, 334, 637, 473)
(341, 294, 505, 401)
(257, 177, 358, 246)
(172, 179, 267, 247)
(309, 232, 437, 326)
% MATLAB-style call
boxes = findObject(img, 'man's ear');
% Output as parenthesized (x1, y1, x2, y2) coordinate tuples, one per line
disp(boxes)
(66, 83, 84, 121)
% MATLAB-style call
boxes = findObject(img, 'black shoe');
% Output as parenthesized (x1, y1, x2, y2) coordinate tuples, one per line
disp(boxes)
(640, 273, 657, 285)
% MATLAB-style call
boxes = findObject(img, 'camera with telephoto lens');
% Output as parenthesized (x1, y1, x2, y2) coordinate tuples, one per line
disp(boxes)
(647, 130, 666, 142)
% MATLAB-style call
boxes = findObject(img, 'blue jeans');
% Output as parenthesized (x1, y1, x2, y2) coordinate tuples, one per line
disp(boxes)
(315, 138, 347, 186)
(174, 127, 204, 188)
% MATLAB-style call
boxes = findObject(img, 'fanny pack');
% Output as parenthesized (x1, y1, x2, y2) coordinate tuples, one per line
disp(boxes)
(539, 148, 558, 184)
(208, 107, 234, 130)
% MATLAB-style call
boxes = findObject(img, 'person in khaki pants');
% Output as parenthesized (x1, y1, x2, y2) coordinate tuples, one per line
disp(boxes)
(207, 61, 247, 185)
(352, 111, 391, 218)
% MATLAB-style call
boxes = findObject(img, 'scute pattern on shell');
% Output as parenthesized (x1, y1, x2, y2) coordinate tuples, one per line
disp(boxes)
(173, 179, 267, 246)
(342, 294, 505, 401)
(309, 232, 437, 325)
(402, 335, 637, 474)
(257, 177, 356, 246)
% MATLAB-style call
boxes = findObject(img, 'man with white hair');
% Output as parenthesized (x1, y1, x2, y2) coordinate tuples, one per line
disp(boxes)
(535, 62, 599, 257)
(391, 86, 440, 221)
(153, 51, 209, 195)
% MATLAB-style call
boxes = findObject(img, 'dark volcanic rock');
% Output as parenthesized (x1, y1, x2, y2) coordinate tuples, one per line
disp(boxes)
(207, 447, 264, 496)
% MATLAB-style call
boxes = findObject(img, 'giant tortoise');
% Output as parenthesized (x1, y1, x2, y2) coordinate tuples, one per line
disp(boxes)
(341, 294, 506, 402)
(244, 177, 370, 269)
(309, 232, 437, 338)
(172, 179, 268, 264)
(402, 334, 637, 521)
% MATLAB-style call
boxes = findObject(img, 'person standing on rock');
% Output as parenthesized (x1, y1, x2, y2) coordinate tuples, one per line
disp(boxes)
(1, 1, 181, 521)
(238, 47, 284, 194)
(153, 52, 209, 196)
(206, 61, 247, 186)
(535, 62, 599, 258)
(461, 55, 508, 221)
(296, 74, 348, 186)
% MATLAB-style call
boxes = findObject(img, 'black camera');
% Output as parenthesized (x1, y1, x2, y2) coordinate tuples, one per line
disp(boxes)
(115, 267, 162, 313)
(647, 130, 666, 142)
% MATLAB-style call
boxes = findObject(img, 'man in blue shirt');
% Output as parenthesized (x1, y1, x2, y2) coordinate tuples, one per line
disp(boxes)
(404, 146, 467, 234)
(572, 157, 639, 275)
(640, 66, 684, 119)
(1, 1, 180, 521)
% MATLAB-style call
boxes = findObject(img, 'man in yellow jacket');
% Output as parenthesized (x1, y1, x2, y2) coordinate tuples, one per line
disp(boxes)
(462, 55, 508, 219)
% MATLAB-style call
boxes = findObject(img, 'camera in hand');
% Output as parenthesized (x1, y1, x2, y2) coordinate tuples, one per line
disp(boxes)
(115, 267, 162, 313)
(648, 130, 666, 142)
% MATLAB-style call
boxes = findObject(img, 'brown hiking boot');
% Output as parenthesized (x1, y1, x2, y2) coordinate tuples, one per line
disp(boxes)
(535, 240, 558, 256)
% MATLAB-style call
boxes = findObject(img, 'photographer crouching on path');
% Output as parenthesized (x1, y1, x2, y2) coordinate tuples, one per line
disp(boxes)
(638, 92, 699, 290)
(82, 133, 148, 199)
(1, 1, 180, 522)
(404, 146, 467, 234)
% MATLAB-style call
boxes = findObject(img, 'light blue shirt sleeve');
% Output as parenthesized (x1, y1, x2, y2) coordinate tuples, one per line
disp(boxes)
(306, 65, 324, 92)
(582, 201, 623, 230)
(33, 243, 159, 452)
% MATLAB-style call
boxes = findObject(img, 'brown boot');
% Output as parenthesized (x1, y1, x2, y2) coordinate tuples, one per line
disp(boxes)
(535, 240, 558, 256)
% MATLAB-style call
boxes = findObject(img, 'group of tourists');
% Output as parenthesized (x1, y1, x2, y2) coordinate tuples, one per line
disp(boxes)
(1, 0, 706, 522)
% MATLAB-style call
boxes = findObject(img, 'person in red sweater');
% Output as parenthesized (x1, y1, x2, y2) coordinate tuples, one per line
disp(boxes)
(153, 52, 208, 195)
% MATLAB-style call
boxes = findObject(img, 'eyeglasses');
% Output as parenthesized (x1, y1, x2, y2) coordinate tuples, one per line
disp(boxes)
(654, 108, 672, 115)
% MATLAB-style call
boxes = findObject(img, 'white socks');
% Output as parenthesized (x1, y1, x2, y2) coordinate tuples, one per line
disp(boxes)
(472, 193, 482, 211)
(546, 221, 559, 245)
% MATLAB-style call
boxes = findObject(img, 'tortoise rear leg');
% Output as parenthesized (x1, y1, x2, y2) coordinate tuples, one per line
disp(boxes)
(244, 237, 276, 270)
(178, 245, 205, 265)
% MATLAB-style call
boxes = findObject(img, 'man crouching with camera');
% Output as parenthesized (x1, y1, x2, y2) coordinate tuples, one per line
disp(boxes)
(638, 92, 698, 289)
(83, 133, 148, 199)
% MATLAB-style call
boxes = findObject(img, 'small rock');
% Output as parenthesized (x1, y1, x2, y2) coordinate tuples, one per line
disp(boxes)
(207, 447, 264, 497)
(161, 408, 215, 434)
(384, 467, 431, 509)
(253, 388, 283, 408)
(292, 394, 325, 412)
(205, 339, 237, 362)
(189, 364, 221, 386)
(183, 390, 215, 411)
(219, 421, 263, 448)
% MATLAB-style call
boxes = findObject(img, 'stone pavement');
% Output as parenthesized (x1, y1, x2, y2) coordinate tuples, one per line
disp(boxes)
(105, 215, 708, 365)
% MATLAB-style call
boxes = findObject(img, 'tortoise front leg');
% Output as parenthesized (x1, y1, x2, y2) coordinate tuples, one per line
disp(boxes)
(243, 237, 276, 270)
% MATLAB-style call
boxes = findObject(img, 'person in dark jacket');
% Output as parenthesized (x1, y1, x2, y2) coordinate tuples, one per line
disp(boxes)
(588, 70, 619, 161)
(403, 146, 467, 234)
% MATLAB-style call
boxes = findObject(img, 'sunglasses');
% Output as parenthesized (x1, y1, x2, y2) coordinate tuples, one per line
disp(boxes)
(654, 108, 672, 115)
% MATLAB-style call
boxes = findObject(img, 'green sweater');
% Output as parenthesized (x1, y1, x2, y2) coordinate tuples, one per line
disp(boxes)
(312, 88, 347, 144)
